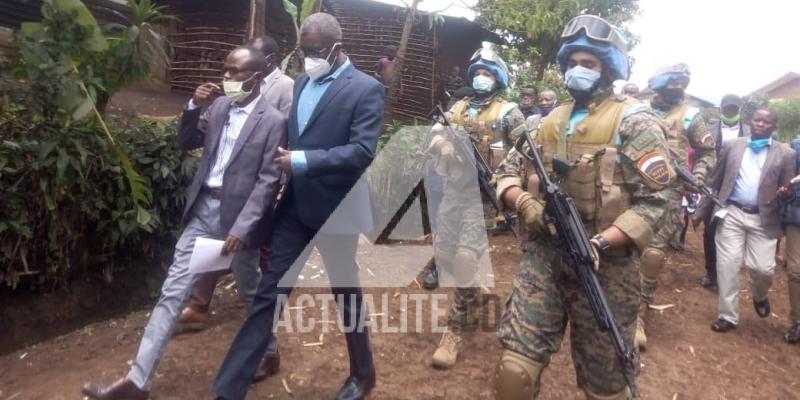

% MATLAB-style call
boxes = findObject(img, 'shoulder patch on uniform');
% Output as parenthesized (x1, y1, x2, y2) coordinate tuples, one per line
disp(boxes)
(637, 152, 671, 185)
(630, 131, 656, 151)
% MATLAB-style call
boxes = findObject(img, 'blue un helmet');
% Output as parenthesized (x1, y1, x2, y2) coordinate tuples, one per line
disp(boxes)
(556, 15, 630, 81)
(466, 47, 510, 90)
(648, 63, 691, 90)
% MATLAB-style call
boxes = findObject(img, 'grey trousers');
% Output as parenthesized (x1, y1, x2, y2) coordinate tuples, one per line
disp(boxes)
(716, 205, 777, 325)
(128, 193, 261, 390)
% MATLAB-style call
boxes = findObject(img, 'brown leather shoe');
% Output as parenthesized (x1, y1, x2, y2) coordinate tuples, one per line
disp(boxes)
(252, 351, 281, 383)
(81, 378, 149, 400)
(175, 307, 209, 334)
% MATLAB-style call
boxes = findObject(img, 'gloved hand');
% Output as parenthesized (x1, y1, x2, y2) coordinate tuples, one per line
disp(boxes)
(428, 135, 458, 177)
(588, 238, 602, 271)
(515, 191, 548, 236)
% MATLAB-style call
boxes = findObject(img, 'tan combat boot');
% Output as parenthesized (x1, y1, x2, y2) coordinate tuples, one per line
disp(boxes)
(635, 303, 647, 350)
(432, 329, 463, 369)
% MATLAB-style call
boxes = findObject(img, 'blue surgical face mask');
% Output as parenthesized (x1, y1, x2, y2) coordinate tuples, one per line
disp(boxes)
(748, 138, 771, 153)
(472, 75, 496, 94)
(564, 66, 601, 92)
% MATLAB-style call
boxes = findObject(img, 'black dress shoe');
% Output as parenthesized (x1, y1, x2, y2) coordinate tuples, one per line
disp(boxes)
(422, 263, 439, 290)
(335, 372, 376, 400)
(252, 351, 281, 383)
(711, 318, 737, 332)
(785, 323, 800, 344)
(81, 378, 149, 400)
(754, 298, 771, 318)
(700, 275, 716, 288)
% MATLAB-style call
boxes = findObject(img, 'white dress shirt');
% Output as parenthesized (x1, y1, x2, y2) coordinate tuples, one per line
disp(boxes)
(200, 94, 262, 188)
(720, 123, 741, 143)
(729, 140, 770, 207)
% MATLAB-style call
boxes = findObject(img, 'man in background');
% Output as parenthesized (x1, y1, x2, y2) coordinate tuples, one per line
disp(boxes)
(537, 89, 557, 117)
(374, 44, 397, 87)
(780, 138, 800, 344)
(518, 86, 541, 119)
(622, 82, 640, 97)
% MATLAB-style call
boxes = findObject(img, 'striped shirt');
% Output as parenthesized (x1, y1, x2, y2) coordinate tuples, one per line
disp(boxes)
(206, 94, 262, 188)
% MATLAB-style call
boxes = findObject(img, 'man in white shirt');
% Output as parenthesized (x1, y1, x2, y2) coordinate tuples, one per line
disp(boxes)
(695, 108, 796, 333)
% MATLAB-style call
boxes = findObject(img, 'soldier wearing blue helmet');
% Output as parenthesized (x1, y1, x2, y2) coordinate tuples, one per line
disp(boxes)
(425, 47, 527, 369)
(492, 15, 676, 399)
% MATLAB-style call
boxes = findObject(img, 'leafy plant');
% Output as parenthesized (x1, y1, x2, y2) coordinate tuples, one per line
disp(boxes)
(0, 99, 197, 289)
(476, 0, 640, 85)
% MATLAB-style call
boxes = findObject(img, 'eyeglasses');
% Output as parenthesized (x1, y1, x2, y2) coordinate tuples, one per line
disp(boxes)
(297, 46, 331, 59)
(297, 42, 341, 60)
(561, 15, 628, 52)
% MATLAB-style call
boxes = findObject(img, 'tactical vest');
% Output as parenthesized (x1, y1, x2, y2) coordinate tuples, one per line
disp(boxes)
(536, 95, 642, 233)
(654, 102, 698, 167)
(449, 97, 507, 168)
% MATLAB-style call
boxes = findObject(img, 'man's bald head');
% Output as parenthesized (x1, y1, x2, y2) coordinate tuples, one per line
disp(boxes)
(300, 13, 343, 44)
(247, 36, 280, 58)
(227, 46, 268, 73)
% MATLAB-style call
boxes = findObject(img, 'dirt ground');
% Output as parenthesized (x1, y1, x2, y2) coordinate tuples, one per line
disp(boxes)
(1, 230, 799, 400)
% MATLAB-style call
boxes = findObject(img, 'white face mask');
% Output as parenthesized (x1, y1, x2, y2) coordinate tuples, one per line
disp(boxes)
(472, 75, 496, 94)
(223, 73, 258, 103)
(304, 42, 341, 80)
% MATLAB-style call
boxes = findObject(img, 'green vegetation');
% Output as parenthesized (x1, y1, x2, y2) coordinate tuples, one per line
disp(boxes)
(0, 0, 190, 290)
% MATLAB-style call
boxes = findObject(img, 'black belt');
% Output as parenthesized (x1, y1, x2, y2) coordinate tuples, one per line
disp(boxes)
(204, 187, 223, 200)
(727, 199, 759, 214)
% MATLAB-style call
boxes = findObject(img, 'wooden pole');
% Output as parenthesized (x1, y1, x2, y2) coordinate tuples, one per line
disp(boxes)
(384, 0, 420, 122)
(247, 0, 267, 39)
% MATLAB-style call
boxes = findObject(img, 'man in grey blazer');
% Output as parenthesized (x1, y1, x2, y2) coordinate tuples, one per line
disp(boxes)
(179, 35, 294, 330)
(696, 108, 796, 333)
(81, 46, 286, 400)
(177, 34, 294, 382)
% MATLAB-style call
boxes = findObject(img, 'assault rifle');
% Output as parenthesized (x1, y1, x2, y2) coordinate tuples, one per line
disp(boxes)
(514, 133, 639, 398)
(668, 150, 723, 208)
(430, 105, 517, 236)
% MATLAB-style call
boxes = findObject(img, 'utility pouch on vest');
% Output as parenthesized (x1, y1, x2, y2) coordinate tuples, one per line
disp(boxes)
(596, 147, 623, 231)
(565, 154, 598, 224)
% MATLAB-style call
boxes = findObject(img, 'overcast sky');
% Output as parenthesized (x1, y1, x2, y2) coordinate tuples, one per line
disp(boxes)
(628, 0, 800, 104)
(374, 0, 800, 105)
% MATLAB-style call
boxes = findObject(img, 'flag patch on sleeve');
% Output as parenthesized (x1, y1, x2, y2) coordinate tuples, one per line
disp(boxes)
(636, 152, 671, 185)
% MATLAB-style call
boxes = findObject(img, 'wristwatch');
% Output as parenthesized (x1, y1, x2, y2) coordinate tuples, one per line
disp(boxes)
(591, 234, 611, 254)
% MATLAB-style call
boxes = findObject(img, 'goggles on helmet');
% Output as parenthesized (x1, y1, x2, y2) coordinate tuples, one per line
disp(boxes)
(469, 48, 509, 75)
(561, 15, 628, 54)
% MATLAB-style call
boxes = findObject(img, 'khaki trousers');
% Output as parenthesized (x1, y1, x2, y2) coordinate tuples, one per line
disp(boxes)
(786, 225, 800, 323)
(715, 205, 777, 325)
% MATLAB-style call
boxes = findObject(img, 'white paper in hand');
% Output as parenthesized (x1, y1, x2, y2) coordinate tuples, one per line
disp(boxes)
(714, 207, 729, 220)
(188, 237, 234, 274)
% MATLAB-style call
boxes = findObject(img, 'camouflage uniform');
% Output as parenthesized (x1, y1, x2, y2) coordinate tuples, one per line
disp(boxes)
(435, 95, 526, 330)
(640, 99, 716, 308)
(495, 92, 674, 396)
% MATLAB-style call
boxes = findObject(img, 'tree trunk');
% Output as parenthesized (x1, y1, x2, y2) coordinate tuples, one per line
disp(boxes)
(247, 0, 267, 39)
(383, 0, 420, 123)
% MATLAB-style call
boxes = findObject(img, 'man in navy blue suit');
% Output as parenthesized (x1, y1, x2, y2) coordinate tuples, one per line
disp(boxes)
(213, 13, 384, 400)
